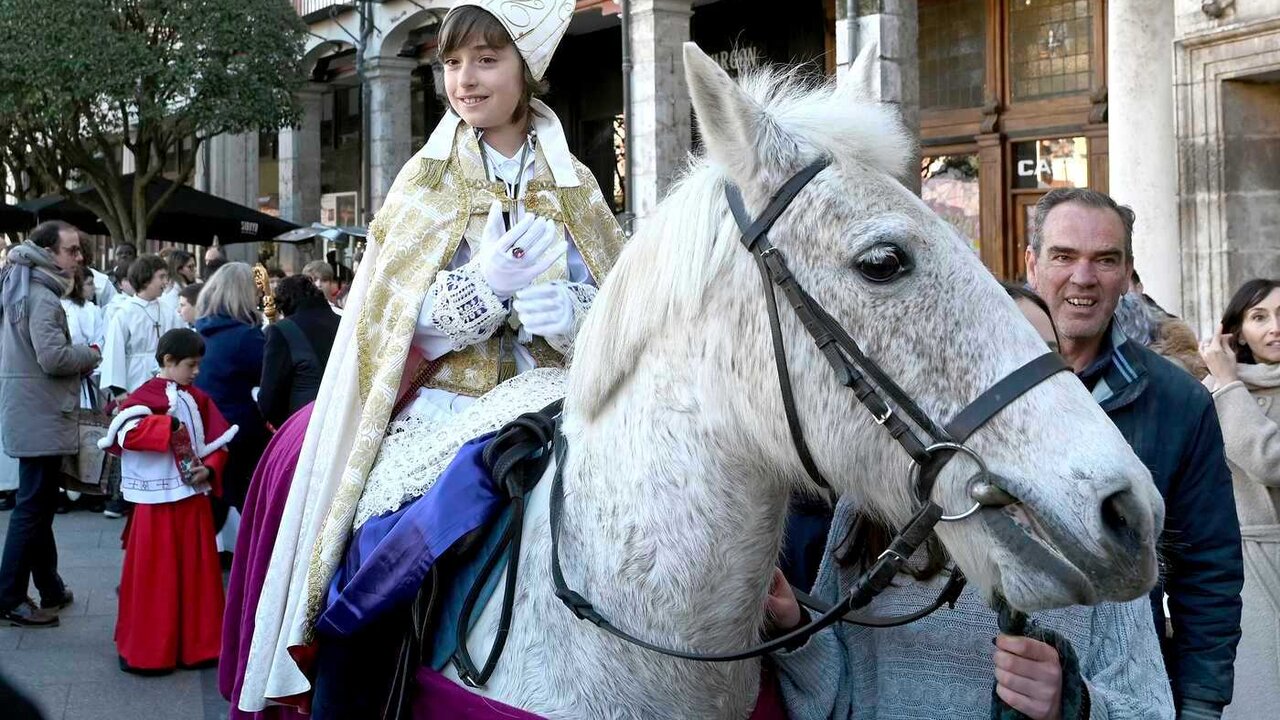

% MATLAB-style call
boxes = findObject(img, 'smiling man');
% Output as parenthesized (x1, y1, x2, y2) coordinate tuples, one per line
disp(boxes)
(1027, 188, 1243, 720)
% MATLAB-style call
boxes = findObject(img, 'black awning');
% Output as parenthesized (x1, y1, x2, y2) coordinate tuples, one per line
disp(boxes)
(0, 201, 35, 233)
(18, 175, 299, 245)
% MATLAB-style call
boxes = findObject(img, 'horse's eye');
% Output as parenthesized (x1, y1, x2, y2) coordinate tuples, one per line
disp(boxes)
(854, 243, 912, 283)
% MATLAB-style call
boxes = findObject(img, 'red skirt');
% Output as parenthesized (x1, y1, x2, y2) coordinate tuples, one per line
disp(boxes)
(115, 493, 225, 671)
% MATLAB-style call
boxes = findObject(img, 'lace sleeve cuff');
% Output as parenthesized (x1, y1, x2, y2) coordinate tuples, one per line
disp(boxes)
(430, 264, 508, 351)
(544, 282, 597, 356)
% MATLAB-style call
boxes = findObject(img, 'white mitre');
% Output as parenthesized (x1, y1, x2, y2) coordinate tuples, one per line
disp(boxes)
(446, 0, 576, 81)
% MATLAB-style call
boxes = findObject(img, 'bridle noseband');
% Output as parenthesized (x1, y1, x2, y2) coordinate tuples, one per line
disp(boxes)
(455, 158, 1070, 684)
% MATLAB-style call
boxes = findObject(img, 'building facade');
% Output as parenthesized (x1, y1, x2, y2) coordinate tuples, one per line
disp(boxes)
(200, 0, 1277, 333)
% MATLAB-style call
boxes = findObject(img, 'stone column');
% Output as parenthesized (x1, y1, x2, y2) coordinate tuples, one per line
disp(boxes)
(279, 84, 326, 226)
(206, 132, 260, 208)
(630, 0, 693, 224)
(365, 56, 418, 217)
(1109, 0, 1180, 311)
(835, 0, 920, 193)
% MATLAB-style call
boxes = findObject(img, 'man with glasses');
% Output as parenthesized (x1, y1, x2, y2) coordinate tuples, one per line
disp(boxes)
(0, 221, 102, 627)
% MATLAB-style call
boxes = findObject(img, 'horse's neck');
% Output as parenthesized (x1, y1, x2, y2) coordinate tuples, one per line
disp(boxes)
(561, 369, 792, 651)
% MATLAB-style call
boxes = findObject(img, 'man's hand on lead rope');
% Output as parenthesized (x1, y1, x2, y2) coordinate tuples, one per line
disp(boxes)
(474, 200, 566, 298)
(514, 283, 575, 338)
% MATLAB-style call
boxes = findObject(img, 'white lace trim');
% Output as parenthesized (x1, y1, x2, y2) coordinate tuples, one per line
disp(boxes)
(355, 368, 568, 528)
(430, 264, 508, 351)
(544, 281, 596, 357)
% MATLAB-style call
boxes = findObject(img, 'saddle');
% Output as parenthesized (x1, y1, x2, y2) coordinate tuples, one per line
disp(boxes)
(382, 401, 561, 720)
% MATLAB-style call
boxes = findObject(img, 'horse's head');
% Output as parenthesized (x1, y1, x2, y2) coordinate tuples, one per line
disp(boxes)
(571, 42, 1162, 611)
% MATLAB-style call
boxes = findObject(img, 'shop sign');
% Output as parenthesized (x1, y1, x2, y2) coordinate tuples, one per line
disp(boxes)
(1012, 137, 1089, 190)
(712, 46, 763, 75)
(1017, 159, 1053, 178)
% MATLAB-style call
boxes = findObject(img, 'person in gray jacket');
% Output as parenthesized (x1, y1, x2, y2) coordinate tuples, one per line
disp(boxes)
(0, 221, 101, 628)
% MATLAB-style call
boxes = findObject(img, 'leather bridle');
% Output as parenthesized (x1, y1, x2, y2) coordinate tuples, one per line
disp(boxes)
(454, 158, 1070, 685)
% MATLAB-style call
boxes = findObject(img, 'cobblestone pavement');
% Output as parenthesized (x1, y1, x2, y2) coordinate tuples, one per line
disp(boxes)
(0, 507, 229, 720)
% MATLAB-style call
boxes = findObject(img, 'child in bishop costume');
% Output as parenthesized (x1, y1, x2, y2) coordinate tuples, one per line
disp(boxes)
(102, 329, 238, 674)
(223, 1, 626, 716)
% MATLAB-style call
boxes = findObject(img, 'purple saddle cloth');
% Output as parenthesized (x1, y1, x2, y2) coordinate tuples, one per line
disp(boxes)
(318, 431, 503, 637)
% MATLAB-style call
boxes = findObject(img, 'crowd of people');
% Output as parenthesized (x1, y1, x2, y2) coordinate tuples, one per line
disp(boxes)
(0, 2, 1277, 719)
(0, 226, 346, 670)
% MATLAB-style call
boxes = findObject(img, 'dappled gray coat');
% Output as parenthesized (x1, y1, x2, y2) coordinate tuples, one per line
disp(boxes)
(0, 264, 100, 457)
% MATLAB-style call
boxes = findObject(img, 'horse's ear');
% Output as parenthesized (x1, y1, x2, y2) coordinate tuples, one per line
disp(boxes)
(683, 42, 761, 184)
(840, 37, 880, 100)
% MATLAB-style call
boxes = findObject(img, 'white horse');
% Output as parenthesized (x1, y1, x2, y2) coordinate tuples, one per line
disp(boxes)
(443, 43, 1164, 718)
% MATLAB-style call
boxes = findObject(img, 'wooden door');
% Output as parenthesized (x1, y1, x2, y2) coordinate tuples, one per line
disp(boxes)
(1010, 192, 1044, 280)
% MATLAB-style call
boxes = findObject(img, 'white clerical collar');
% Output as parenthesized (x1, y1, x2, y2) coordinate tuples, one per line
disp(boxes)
(421, 99, 581, 188)
(128, 295, 160, 307)
(481, 139, 536, 186)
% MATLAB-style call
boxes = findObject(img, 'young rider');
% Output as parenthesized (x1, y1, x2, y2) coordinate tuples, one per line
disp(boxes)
(226, 2, 626, 714)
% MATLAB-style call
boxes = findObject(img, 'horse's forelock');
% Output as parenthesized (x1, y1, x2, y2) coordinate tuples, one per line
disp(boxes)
(734, 67, 914, 181)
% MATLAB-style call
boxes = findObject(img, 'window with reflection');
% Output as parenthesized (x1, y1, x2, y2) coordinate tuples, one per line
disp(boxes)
(320, 86, 362, 198)
(919, 0, 987, 109)
(1012, 137, 1089, 189)
(921, 154, 981, 254)
(1008, 0, 1093, 101)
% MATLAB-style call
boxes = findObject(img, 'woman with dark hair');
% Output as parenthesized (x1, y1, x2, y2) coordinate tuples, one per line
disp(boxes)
(1003, 281, 1061, 352)
(770, 285, 1172, 720)
(257, 275, 340, 428)
(160, 249, 197, 320)
(61, 267, 105, 409)
(1198, 278, 1280, 720)
(62, 267, 104, 348)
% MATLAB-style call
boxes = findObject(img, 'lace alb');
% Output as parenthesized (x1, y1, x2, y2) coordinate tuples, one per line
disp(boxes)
(356, 368, 568, 527)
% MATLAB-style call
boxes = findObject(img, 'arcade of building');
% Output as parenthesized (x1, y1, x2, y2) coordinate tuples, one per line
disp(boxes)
(194, 0, 1280, 336)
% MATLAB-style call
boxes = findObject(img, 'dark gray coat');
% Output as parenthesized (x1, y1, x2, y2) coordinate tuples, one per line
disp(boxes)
(0, 275, 100, 457)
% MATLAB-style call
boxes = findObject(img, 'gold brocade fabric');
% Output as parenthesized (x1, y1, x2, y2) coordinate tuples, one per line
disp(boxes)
(299, 123, 625, 637)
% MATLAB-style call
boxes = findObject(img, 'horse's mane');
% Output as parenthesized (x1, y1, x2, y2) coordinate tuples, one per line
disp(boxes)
(569, 67, 912, 420)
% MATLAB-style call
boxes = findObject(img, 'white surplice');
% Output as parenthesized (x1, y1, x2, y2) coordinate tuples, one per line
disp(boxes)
(99, 295, 185, 394)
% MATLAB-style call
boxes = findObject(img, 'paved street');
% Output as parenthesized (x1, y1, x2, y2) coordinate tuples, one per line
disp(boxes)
(0, 508, 229, 720)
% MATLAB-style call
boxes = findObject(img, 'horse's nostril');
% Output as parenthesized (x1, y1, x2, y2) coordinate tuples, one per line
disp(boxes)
(1101, 490, 1142, 540)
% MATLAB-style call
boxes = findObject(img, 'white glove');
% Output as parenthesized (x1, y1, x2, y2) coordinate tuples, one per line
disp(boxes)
(513, 283, 575, 338)
(474, 200, 567, 298)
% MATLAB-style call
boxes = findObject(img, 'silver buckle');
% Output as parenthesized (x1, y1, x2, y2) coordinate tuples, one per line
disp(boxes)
(876, 547, 907, 564)
(873, 405, 894, 425)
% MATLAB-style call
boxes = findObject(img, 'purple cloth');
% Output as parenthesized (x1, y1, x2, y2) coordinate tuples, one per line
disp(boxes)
(317, 432, 502, 637)
(412, 668, 545, 719)
(409, 667, 790, 719)
(218, 403, 312, 720)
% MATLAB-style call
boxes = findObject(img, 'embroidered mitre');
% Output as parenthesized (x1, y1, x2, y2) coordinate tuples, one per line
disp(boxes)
(447, 0, 576, 81)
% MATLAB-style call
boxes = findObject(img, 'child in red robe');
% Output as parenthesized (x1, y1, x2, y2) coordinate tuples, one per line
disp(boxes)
(99, 328, 239, 674)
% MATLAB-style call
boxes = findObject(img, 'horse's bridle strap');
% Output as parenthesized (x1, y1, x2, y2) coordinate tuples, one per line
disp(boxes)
(736, 159, 830, 251)
(944, 351, 1070, 443)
